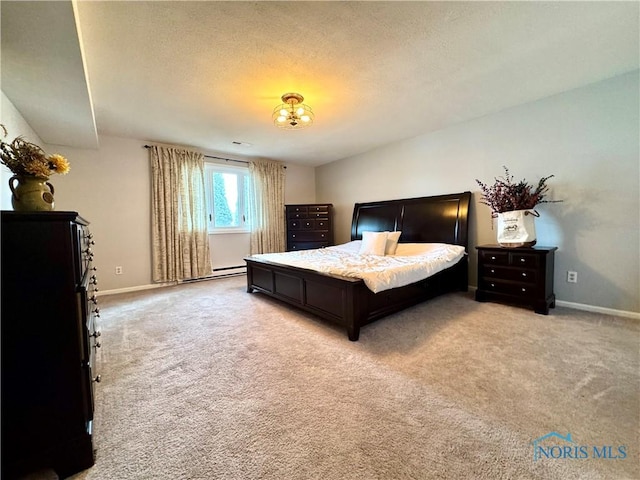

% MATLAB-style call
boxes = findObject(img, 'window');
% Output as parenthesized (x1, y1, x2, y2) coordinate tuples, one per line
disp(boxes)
(205, 163, 250, 233)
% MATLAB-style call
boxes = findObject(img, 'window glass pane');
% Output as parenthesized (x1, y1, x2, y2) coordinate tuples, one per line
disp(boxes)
(213, 172, 239, 227)
(205, 164, 249, 232)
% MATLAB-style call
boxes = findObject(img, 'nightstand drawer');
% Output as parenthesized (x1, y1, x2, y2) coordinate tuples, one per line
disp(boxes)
(480, 250, 509, 265)
(481, 280, 535, 298)
(510, 253, 539, 268)
(481, 265, 537, 284)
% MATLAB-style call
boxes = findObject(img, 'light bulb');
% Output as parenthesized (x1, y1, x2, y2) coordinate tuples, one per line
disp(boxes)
(300, 115, 310, 122)
(296, 107, 305, 116)
(277, 115, 287, 123)
(280, 108, 288, 116)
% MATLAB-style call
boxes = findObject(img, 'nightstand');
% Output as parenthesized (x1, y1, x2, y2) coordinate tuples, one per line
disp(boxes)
(475, 245, 557, 314)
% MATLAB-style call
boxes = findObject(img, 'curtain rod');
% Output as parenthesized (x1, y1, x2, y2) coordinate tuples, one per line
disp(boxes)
(143, 145, 286, 168)
(143, 145, 248, 165)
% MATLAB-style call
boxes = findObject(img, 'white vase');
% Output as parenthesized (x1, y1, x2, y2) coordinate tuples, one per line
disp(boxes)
(497, 209, 538, 248)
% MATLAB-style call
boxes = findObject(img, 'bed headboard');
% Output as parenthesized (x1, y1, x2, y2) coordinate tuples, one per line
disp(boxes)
(350, 191, 471, 248)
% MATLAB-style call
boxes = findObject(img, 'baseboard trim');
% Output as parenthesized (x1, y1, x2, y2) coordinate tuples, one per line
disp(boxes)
(467, 285, 639, 320)
(99, 272, 247, 297)
(554, 300, 640, 320)
(98, 282, 176, 297)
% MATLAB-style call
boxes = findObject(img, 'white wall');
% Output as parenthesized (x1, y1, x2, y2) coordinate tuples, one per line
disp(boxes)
(1, 92, 45, 210)
(316, 72, 640, 314)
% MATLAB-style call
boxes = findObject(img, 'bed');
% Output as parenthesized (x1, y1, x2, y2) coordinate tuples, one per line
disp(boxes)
(245, 191, 471, 341)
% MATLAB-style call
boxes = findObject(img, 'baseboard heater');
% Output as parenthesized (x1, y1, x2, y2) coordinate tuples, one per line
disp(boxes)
(182, 265, 246, 284)
(211, 265, 246, 277)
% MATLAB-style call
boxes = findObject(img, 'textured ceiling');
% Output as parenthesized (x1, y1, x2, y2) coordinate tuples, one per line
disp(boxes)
(2, 1, 638, 166)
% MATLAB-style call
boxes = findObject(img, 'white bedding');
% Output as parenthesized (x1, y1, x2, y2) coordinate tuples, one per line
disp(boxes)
(252, 241, 466, 293)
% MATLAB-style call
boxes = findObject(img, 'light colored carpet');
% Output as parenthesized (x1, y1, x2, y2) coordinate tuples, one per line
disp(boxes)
(59, 275, 639, 479)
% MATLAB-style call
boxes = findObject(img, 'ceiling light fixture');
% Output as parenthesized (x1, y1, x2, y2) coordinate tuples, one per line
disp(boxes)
(272, 93, 314, 130)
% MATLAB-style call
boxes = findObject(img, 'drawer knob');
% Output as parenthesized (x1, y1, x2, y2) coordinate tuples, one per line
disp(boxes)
(491, 256, 496, 260)
(490, 269, 495, 274)
(521, 288, 527, 292)
(292, 234, 296, 238)
(520, 258, 526, 263)
(490, 283, 495, 288)
(522, 273, 527, 277)
(93, 375, 102, 383)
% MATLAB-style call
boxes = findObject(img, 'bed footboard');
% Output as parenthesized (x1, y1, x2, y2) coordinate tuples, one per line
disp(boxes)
(245, 256, 468, 341)
(246, 258, 367, 340)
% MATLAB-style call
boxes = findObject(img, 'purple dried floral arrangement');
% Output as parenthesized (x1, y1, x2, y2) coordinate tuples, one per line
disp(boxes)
(475, 166, 559, 215)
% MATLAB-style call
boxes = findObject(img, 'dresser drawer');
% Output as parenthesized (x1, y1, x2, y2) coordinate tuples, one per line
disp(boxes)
(289, 231, 331, 242)
(300, 219, 316, 229)
(288, 210, 308, 220)
(308, 205, 330, 213)
(288, 219, 303, 230)
(287, 206, 308, 215)
(315, 219, 330, 229)
(289, 241, 330, 251)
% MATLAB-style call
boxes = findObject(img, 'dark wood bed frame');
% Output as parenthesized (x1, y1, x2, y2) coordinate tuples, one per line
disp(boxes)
(245, 191, 471, 341)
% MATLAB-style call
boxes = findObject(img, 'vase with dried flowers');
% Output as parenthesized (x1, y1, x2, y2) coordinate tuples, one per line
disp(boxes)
(475, 166, 559, 247)
(0, 125, 70, 211)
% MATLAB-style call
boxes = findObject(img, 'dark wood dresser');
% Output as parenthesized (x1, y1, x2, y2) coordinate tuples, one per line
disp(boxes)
(286, 203, 333, 251)
(475, 244, 557, 314)
(1, 211, 100, 479)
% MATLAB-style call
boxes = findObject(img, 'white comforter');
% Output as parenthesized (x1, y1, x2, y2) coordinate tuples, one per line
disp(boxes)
(251, 241, 466, 293)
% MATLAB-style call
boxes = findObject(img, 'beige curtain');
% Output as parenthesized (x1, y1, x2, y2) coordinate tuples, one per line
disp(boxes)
(248, 159, 286, 254)
(150, 145, 212, 282)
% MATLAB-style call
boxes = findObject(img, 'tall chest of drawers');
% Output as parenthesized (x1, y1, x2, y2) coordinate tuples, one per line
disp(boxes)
(1, 211, 100, 479)
(286, 203, 334, 251)
(475, 245, 557, 314)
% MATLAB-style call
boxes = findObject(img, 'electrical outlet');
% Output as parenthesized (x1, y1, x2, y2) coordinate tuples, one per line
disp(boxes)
(115, 266, 123, 275)
(567, 271, 577, 283)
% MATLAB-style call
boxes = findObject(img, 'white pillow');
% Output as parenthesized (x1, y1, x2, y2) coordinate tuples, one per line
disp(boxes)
(359, 231, 388, 255)
(385, 231, 402, 255)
